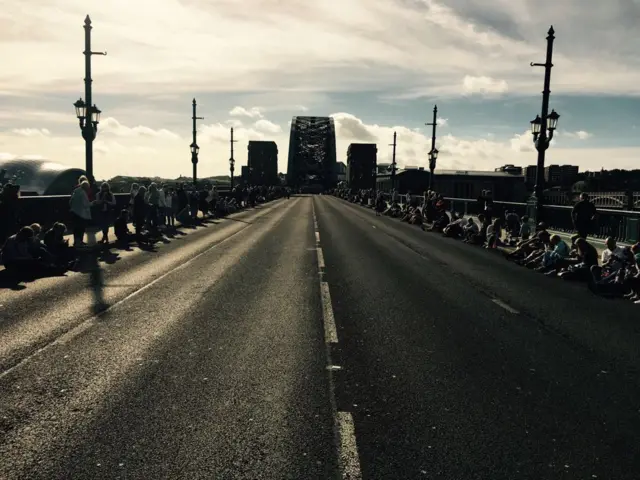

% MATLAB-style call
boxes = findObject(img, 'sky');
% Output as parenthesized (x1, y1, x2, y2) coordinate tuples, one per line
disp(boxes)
(1, 0, 640, 180)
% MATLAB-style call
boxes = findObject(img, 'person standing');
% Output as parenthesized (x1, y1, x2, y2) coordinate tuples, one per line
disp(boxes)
(96, 182, 116, 244)
(69, 181, 92, 247)
(572, 192, 597, 239)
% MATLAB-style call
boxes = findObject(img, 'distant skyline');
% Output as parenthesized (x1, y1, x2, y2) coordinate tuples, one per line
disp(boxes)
(2, 0, 640, 179)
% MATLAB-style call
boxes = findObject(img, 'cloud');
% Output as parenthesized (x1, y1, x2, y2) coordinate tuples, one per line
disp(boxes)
(563, 130, 593, 140)
(510, 130, 535, 152)
(2, 0, 640, 98)
(254, 119, 282, 134)
(332, 113, 378, 143)
(438, 118, 448, 127)
(10, 128, 51, 137)
(462, 76, 509, 96)
(229, 107, 263, 119)
(100, 117, 181, 140)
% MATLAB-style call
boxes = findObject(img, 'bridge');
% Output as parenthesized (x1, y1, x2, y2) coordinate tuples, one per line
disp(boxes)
(286, 116, 337, 191)
(2, 193, 640, 479)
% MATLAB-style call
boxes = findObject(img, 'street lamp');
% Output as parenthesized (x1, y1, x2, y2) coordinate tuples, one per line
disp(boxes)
(191, 98, 204, 186)
(74, 15, 106, 182)
(229, 127, 237, 189)
(389, 131, 397, 192)
(426, 105, 438, 190)
(530, 26, 558, 222)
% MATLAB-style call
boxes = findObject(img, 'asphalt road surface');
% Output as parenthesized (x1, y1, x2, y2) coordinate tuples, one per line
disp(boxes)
(1, 195, 640, 479)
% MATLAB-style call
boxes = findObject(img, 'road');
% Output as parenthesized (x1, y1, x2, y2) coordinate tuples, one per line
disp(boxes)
(1, 195, 640, 479)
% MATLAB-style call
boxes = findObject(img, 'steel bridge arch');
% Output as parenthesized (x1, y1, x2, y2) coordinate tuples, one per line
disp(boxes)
(286, 116, 337, 190)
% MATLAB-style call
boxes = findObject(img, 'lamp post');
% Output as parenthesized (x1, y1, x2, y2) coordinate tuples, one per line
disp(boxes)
(229, 127, 237, 189)
(530, 26, 560, 222)
(389, 131, 397, 192)
(426, 105, 438, 190)
(191, 98, 204, 186)
(73, 15, 106, 182)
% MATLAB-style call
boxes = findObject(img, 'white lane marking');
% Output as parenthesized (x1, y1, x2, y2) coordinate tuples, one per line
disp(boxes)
(320, 281, 338, 344)
(315, 231, 321, 243)
(317, 247, 325, 269)
(337, 412, 363, 480)
(492, 298, 520, 314)
(0, 200, 297, 380)
(313, 199, 363, 480)
(372, 225, 377, 229)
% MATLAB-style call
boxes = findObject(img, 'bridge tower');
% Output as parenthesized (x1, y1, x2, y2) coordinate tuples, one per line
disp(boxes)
(286, 116, 337, 191)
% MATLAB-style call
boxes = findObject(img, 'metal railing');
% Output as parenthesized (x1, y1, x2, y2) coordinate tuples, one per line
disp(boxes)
(359, 192, 640, 244)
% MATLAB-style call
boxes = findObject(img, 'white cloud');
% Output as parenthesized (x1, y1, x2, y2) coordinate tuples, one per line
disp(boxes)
(563, 130, 593, 140)
(229, 107, 263, 119)
(1, 0, 640, 98)
(10, 128, 51, 137)
(438, 117, 448, 127)
(510, 130, 535, 152)
(100, 117, 181, 140)
(254, 119, 282, 134)
(462, 76, 509, 96)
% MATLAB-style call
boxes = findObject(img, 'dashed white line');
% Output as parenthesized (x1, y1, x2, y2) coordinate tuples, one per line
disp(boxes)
(320, 281, 339, 344)
(313, 199, 363, 480)
(492, 298, 520, 314)
(317, 247, 325, 269)
(337, 412, 363, 479)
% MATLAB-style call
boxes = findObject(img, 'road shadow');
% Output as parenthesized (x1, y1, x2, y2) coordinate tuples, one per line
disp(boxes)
(0, 268, 67, 291)
(226, 218, 253, 225)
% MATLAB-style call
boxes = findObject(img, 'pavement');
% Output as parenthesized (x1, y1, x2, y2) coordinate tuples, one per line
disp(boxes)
(1, 195, 640, 479)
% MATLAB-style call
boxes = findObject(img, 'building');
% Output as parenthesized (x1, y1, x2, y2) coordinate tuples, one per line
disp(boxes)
(495, 164, 523, 175)
(524, 165, 537, 189)
(376, 168, 527, 202)
(346, 143, 377, 190)
(247, 141, 278, 186)
(335, 161, 347, 183)
(544, 164, 579, 188)
(0, 158, 86, 196)
(240, 165, 249, 185)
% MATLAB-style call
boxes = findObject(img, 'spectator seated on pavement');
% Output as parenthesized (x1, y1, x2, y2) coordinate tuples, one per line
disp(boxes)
(408, 207, 423, 225)
(464, 213, 487, 245)
(622, 243, 640, 303)
(508, 225, 550, 262)
(423, 207, 450, 233)
(461, 217, 479, 241)
(442, 214, 466, 238)
(43, 222, 74, 268)
(519, 215, 532, 241)
(2, 226, 64, 275)
(114, 209, 134, 247)
(589, 245, 634, 298)
(589, 237, 627, 288)
(534, 234, 570, 273)
(505, 210, 520, 239)
(485, 218, 504, 249)
(557, 237, 599, 281)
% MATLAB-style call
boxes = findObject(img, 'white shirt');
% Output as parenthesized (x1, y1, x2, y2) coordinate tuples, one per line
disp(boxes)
(602, 247, 625, 268)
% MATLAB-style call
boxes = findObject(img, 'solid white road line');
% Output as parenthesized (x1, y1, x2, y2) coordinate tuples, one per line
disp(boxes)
(337, 412, 363, 480)
(317, 247, 326, 269)
(321, 281, 339, 344)
(492, 298, 520, 314)
(316, 231, 321, 244)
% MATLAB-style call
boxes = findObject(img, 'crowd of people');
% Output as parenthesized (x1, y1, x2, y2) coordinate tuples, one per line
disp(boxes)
(333, 187, 640, 304)
(0, 176, 289, 277)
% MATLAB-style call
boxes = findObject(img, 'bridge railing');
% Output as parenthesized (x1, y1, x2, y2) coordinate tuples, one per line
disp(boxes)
(14, 189, 235, 231)
(372, 193, 640, 243)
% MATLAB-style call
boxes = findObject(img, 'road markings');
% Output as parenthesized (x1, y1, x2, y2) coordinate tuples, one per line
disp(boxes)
(312, 199, 363, 480)
(317, 247, 325, 269)
(321, 282, 338, 343)
(0, 200, 298, 381)
(372, 225, 377, 229)
(337, 412, 363, 479)
(492, 298, 520, 314)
